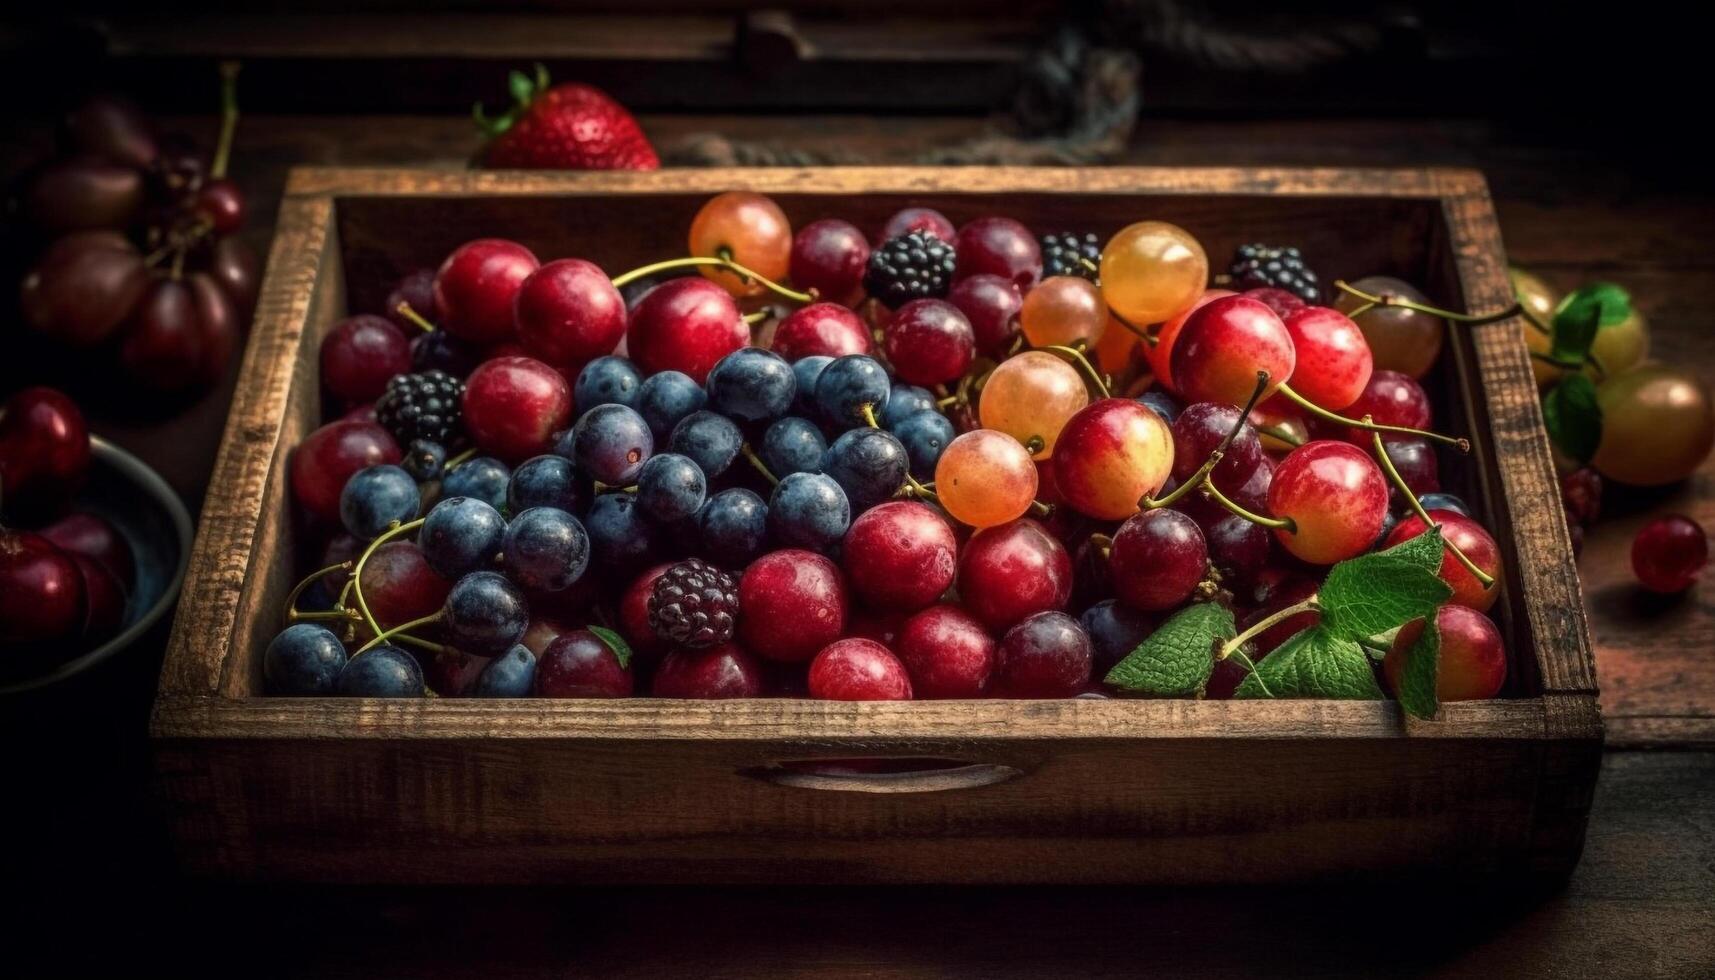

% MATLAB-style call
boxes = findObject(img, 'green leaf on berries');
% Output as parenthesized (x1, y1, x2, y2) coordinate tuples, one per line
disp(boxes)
(1397, 619, 1441, 720)
(1105, 602, 1234, 697)
(1233, 627, 1385, 700)
(1316, 540, 1452, 642)
(508, 69, 536, 106)
(1376, 524, 1448, 573)
(587, 625, 633, 669)
(1543, 373, 1603, 464)
(1556, 282, 1632, 332)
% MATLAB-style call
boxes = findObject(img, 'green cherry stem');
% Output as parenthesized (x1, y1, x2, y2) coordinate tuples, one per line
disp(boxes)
(395, 302, 438, 333)
(1203, 480, 1295, 533)
(1141, 371, 1270, 510)
(210, 61, 241, 180)
(1331, 280, 1522, 326)
(1275, 383, 1471, 452)
(443, 448, 477, 472)
(740, 442, 779, 486)
(1109, 310, 1156, 347)
(1088, 532, 1113, 560)
(609, 256, 815, 304)
(1255, 422, 1305, 448)
(860, 403, 881, 429)
(1219, 596, 1319, 661)
(355, 610, 445, 655)
(1040, 344, 1111, 398)
(1369, 430, 1496, 590)
(349, 518, 427, 638)
(742, 310, 770, 325)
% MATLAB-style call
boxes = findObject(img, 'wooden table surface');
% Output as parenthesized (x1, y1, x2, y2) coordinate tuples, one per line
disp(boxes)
(6, 111, 1714, 977)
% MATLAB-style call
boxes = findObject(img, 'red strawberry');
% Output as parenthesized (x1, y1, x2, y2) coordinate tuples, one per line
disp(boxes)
(477, 65, 658, 170)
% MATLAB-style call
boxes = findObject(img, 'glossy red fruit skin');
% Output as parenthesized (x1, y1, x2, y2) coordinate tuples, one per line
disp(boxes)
(1052, 398, 1174, 521)
(618, 563, 675, 659)
(956, 519, 1073, 632)
(1148, 288, 1234, 392)
(883, 298, 976, 386)
(537, 630, 635, 698)
(771, 302, 872, 361)
(386, 269, 439, 331)
(320, 314, 412, 404)
(461, 356, 573, 462)
(194, 177, 246, 235)
(1631, 515, 1709, 593)
(1170, 295, 1296, 405)
(204, 235, 261, 315)
(1385, 604, 1506, 701)
(40, 511, 134, 589)
(947, 273, 1023, 357)
(895, 603, 995, 698)
(481, 82, 659, 170)
(359, 541, 452, 628)
(0, 531, 86, 646)
(0, 387, 91, 514)
(1384, 509, 1503, 612)
(1342, 370, 1431, 446)
(808, 638, 914, 701)
(841, 502, 957, 612)
(1110, 509, 1207, 611)
(652, 642, 764, 698)
(19, 231, 148, 348)
(881, 207, 956, 243)
(426, 651, 489, 697)
(993, 611, 1092, 698)
(433, 239, 539, 345)
(186, 271, 241, 386)
(790, 219, 871, 303)
(954, 217, 1042, 290)
(1242, 287, 1308, 319)
(626, 277, 747, 384)
(1269, 440, 1389, 565)
(1282, 306, 1372, 411)
(738, 549, 848, 662)
(289, 419, 402, 523)
(119, 277, 206, 394)
(514, 258, 627, 370)
(519, 616, 574, 657)
(1560, 468, 1603, 526)
(69, 552, 125, 641)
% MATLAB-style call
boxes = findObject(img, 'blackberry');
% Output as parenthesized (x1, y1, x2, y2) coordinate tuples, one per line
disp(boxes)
(863, 230, 955, 308)
(1228, 244, 1321, 304)
(1040, 231, 1101, 281)
(647, 558, 739, 649)
(375, 370, 464, 445)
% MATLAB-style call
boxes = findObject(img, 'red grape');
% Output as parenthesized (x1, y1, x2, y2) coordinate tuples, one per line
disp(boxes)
(320, 315, 412, 404)
(289, 419, 401, 523)
(433, 238, 539, 345)
(841, 502, 957, 612)
(737, 549, 848, 662)
(956, 519, 1072, 631)
(461, 356, 573, 461)
(538, 630, 635, 698)
(808, 638, 913, 700)
(882, 298, 975, 386)
(652, 642, 764, 698)
(771, 302, 872, 361)
(1631, 514, 1708, 593)
(1110, 509, 1207, 611)
(894, 604, 995, 698)
(789, 219, 870, 302)
(947, 273, 1023, 357)
(994, 611, 1092, 698)
(954, 217, 1042, 289)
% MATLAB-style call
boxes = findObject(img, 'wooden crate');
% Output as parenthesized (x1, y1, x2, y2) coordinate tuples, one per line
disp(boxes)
(150, 167, 1601, 884)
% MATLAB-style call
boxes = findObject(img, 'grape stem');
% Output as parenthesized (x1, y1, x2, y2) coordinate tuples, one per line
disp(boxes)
(443, 448, 477, 472)
(1141, 371, 1270, 510)
(1275, 383, 1470, 452)
(740, 443, 779, 486)
(609, 256, 814, 304)
(1369, 429, 1496, 589)
(1332, 280, 1522, 326)
(1088, 532, 1113, 560)
(210, 61, 241, 180)
(395, 302, 438, 333)
(1040, 345, 1111, 399)
(860, 403, 881, 429)
(903, 473, 939, 503)
(1219, 596, 1319, 661)
(354, 610, 445, 655)
(282, 561, 359, 625)
(349, 518, 427, 638)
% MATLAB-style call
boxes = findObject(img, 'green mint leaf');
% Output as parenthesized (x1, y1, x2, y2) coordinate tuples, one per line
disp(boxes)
(1548, 296, 1601, 367)
(1316, 544, 1452, 642)
(587, 625, 633, 669)
(1104, 602, 1234, 697)
(1376, 524, 1447, 573)
(1543, 373, 1603, 464)
(1234, 626, 1386, 700)
(1397, 619, 1440, 720)
(1556, 281, 1632, 331)
(508, 69, 535, 106)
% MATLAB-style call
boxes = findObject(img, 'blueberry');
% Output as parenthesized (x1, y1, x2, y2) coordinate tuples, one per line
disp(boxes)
(420, 496, 506, 580)
(668, 410, 743, 479)
(473, 644, 537, 698)
(585, 491, 659, 572)
(574, 355, 643, 415)
(441, 456, 510, 513)
(881, 384, 938, 429)
(508, 454, 587, 514)
(891, 410, 955, 481)
(791, 355, 834, 416)
(339, 464, 421, 539)
(768, 472, 851, 551)
(444, 571, 530, 656)
(401, 439, 447, 483)
(698, 488, 768, 568)
(1138, 390, 1182, 425)
(820, 427, 908, 513)
(1079, 599, 1156, 677)
(760, 416, 827, 479)
(566, 403, 653, 485)
(335, 645, 424, 697)
(501, 506, 590, 592)
(1373, 508, 1402, 551)
(814, 354, 891, 430)
(263, 623, 348, 695)
(636, 370, 707, 444)
(635, 453, 708, 524)
(706, 347, 796, 423)
(1415, 492, 1470, 518)
(411, 330, 479, 378)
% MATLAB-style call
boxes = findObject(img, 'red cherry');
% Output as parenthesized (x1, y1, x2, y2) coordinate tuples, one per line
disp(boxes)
(358, 541, 452, 629)
(947, 273, 1023, 358)
(653, 642, 764, 698)
(737, 549, 848, 662)
(1051, 398, 1174, 521)
(789, 219, 871, 303)
(1342, 370, 1433, 446)
(1242, 287, 1308, 319)
(880, 207, 956, 243)
(289, 419, 401, 524)
(433, 238, 539, 345)
(1385, 604, 1506, 701)
(1384, 509, 1503, 612)
(1269, 440, 1388, 565)
(0, 530, 86, 648)
(39, 511, 134, 589)
(1148, 288, 1234, 391)
(69, 551, 125, 642)
(841, 501, 957, 612)
(844, 608, 907, 648)
(954, 217, 1042, 289)
(1171, 295, 1296, 406)
(1281, 306, 1372, 411)
(319, 314, 412, 404)
(618, 563, 675, 660)
(993, 611, 1092, 698)
(515, 258, 627, 370)
(193, 177, 246, 235)
(956, 518, 1072, 632)
(1631, 514, 1708, 593)
(771, 302, 872, 361)
(0, 386, 91, 516)
(882, 298, 975, 387)
(808, 638, 913, 700)
(1170, 402, 1265, 490)
(895, 603, 995, 698)
(461, 356, 573, 462)
(386, 269, 439, 331)
(1110, 509, 1207, 611)
(625, 277, 746, 384)
(537, 629, 635, 698)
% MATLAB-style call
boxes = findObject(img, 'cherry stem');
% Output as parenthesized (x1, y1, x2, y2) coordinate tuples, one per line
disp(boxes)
(1332, 280, 1521, 326)
(1141, 371, 1270, 510)
(283, 561, 356, 624)
(740, 443, 779, 486)
(1275, 383, 1470, 452)
(395, 302, 437, 333)
(1028, 499, 1053, 518)
(349, 518, 427, 638)
(1040, 345, 1111, 399)
(211, 61, 241, 180)
(1219, 596, 1319, 661)
(742, 310, 769, 325)
(355, 610, 445, 655)
(1088, 532, 1113, 560)
(1369, 430, 1496, 589)
(1203, 480, 1294, 532)
(1255, 422, 1305, 448)
(1110, 311, 1156, 347)
(609, 256, 814, 304)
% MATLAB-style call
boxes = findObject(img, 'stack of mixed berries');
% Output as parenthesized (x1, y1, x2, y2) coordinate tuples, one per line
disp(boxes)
(261, 190, 1648, 706)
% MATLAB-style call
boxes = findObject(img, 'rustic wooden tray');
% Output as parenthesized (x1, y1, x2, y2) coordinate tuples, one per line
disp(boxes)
(150, 167, 1601, 884)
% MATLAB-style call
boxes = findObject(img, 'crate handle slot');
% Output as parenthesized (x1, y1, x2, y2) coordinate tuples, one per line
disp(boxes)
(742, 757, 1022, 793)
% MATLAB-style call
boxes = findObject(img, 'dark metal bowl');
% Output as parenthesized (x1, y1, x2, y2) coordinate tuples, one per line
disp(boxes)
(0, 436, 193, 694)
